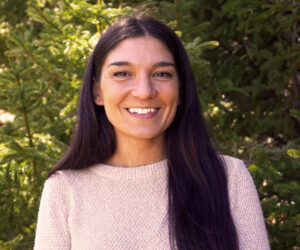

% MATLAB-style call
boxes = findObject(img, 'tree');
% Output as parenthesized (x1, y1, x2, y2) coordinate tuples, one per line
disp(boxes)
(0, 0, 299, 248)
(155, 0, 300, 248)
(0, 0, 132, 248)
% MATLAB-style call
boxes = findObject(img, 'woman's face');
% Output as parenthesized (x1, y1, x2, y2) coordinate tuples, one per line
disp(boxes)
(94, 36, 179, 144)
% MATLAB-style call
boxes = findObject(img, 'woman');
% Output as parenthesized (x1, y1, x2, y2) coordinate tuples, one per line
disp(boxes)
(34, 16, 270, 250)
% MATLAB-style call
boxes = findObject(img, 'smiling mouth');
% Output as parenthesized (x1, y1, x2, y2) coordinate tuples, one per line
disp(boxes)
(126, 108, 159, 115)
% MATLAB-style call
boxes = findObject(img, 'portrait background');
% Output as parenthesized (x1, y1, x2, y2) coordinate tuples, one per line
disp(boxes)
(0, 0, 299, 249)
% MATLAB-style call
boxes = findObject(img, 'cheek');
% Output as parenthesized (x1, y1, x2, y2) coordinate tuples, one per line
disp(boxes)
(100, 82, 117, 104)
(100, 83, 128, 121)
(160, 83, 179, 105)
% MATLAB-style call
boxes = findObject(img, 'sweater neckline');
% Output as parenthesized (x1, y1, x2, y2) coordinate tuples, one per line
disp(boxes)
(89, 159, 168, 180)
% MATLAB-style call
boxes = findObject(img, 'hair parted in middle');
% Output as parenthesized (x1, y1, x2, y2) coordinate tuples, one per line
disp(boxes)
(49, 16, 239, 250)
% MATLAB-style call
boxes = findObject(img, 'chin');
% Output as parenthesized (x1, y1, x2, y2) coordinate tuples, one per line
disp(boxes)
(132, 133, 162, 140)
(125, 130, 164, 141)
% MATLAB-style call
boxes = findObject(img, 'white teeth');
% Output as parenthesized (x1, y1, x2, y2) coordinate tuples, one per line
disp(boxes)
(128, 108, 157, 114)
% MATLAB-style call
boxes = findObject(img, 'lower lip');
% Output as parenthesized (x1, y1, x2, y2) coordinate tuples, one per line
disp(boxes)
(126, 109, 159, 119)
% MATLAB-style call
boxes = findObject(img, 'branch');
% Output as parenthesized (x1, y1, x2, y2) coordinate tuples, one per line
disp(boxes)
(17, 78, 34, 148)
(24, 51, 64, 82)
(27, 74, 57, 109)
(29, 4, 63, 34)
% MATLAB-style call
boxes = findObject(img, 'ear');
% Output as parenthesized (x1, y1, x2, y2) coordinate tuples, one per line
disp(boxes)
(93, 79, 104, 106)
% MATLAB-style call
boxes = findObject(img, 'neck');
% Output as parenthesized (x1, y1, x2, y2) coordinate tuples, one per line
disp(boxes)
(107, 136, 165, 167)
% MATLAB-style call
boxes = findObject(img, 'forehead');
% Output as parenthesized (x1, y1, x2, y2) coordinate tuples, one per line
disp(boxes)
(102, 36, 174, 67)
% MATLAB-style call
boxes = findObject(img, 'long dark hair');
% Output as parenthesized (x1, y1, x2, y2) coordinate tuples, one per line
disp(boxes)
(49, 16, 239, 250)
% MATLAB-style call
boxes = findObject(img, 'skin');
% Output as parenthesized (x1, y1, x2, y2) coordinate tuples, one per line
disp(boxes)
(93, 36, 179, 167)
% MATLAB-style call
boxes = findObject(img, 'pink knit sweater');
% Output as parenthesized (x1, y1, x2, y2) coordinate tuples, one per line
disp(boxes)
(34, 156, 270, 249)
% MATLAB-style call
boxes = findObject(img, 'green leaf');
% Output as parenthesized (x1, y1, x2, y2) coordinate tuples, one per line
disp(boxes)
(287, 149, 300, 159)
(198, 41, 219, 49)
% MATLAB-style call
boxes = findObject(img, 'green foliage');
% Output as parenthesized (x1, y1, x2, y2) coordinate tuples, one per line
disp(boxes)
(195, 1, 300, 247)
(247, 142, 300, 249)
(0, 234, 24, 249)
(0, 0, 299, 249)
(0, 0, 28, 66)
(150, 0, 300, 248)
(0, 0, 132, 248)
(201, 0, 300, 144)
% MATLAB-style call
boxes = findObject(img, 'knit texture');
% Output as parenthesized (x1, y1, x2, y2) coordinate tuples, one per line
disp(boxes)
(34, 156, 270, 250)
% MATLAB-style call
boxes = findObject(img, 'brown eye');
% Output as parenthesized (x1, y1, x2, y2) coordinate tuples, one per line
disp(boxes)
(153, 72, 172, 78)
(113, 71, 131, 77)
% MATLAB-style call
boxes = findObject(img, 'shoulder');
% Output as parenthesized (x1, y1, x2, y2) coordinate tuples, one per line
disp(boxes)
(220, 155, 246, 170)
(219, 156, 270, 249)
(39, 168, 96, 213)
(219, 155, 257, 211)
(47, 167, 94, 183)
(219, 155, 252, 182)
(43, 168, 94, 195)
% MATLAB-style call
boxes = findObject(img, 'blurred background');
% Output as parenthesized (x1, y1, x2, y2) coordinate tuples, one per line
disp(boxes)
(0, 0, 299, 249)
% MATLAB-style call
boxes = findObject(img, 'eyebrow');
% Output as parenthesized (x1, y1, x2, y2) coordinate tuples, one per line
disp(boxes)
(107, 61, 130, 68)
(153, 62, 175, 68)
(107, 61, 175, 68)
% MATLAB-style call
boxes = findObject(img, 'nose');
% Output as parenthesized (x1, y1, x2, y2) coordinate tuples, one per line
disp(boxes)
(131, 73, 157, 99)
